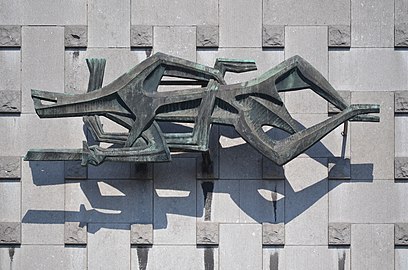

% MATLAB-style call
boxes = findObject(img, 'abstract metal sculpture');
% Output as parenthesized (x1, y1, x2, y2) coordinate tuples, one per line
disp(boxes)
(25, 53, 379, 166)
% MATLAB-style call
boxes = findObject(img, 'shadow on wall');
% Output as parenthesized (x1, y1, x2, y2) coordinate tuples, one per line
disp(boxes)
(22, 124, 374, 233)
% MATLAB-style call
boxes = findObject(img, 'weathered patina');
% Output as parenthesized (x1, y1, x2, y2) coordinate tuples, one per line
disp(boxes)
(25, 53, 379, 166)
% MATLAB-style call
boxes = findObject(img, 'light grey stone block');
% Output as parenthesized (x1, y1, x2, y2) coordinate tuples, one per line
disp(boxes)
(0, 156, 21, 179)
(351, 92, 394, 180)
(64, 161, 87, 180)
(396, 223, 408, 245)
(263, 0, 350, 26)
(65, 222, 87, 245)
(0, 0, 22, 24)
(130, 25, 153, 47)
(262, 248, 285, 270)
(396, 248, 408, 270)
(197, 47, 284, 84)
(396, 0, 408, 25)
(329, 180, 408, 223)
(284, 158, 329, 245)
(395, 24, 408, 47)
(197, 222, 219, 245)
(351, 224, 394, 270)
(0, 49, 20, 91)
(396, 157, 408, 180)
(219, 126, 262, 179)
(131, 224, 153, 245)
(22, 0, 86, 25)
(131, 0, 218, 26)
(21, 161, 65, 245)
(395, 91, 408, 113)
(0, 181, 21, 222)
(65, 246, 87, 270)
(240, 180, 284, 223)
(21, 246, 65, 270)
(396, 116, 408, 157)
(0, 246, 21, 270)
(0, 222, 20, 243)
(88, 224, 130, 270)
(154, 158, 196, 244)
(153, 26, 196, 62)
(219, 0, 262, 47)
(196, 25, 219, 47)
(328, 157, 350, 180)
(0, 26, 21, 47)
(351, 0, 394, 47)
(65, 180, 152, 224)
(263, 25, 284, 47)
(328, 223, 350, 245)
(329, 49, 408, 91)
(0, 91, 20, 113)
(262, 158, 285, 179)
(262, 223, 284, 245)
(328, 91, 350, 113)
(219, 224, 262, 269)
(64, 26, 87, 47)
(329, 25, 351, 47)
(22, 26, 64, 114)
(88, 0, 130, 47)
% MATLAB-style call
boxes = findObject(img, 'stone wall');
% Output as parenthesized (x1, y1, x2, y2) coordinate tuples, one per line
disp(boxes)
(1, 0, 408, 269)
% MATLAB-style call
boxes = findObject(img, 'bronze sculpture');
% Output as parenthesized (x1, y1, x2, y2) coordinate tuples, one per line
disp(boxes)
(25, 53, 379, 166)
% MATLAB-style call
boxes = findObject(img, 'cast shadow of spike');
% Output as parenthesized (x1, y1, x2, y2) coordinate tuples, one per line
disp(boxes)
(22, 123, 374, 233)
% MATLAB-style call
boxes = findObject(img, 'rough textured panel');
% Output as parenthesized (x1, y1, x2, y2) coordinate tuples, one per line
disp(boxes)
(21, 161, 65, 245)
(396, 117, 408, 157)
(88, 0, 130, 47)
(197, 47, 284, 84)
(262, 25, 284, 47)
(351, 92, 394, 180)
(196, 222, 219, 245)
(22, 27, 64, 113)
(0, 182, 21, 222)
(0, 91, 21, 113)
(351, 224, 394, 270)
(22, 0, 86, 25)
(329, 49, 408, 91)
(0, 156, 21, 179)
(263, 0, 350, 25)
(351, 0, 394, 47)
(328, 157, 351, 180)
(65, 222, 87, 244)
(262, 158, 285, 179)
(219, 0, 262, 47)
(131, 0, 218, 26)
(262, 223, 284, 245)
(396, 223, 408, 245)
(240, 180, 285, 223)
(64, 26, 87, 47)
(65, 49, 147, 94)
(0, 222, 21, 243)
(65, 180, 152, 224)
(130, 25, 153, 47)
(284, 158, 328, 245)
(328, 91, 351, 113)
(65, 246, 87, 270)
(395, 24, 408, 47)
(395, 92, 408, 112)
(329, 180, 408, 223)
(153, 26, 196, 62)
(196, 25, 219, 47)
(395, 157, 408, 180)
(154, 158, 196, 244)
(0, 0, 22, 24)
(329, 25, 351, 47)
(64, 161, 87, 180)
(0, 49, 21, 91)
(328, 223, 351, 245)
(219, 126, 262, 179)
(0, 26, 21, 47)
(131, 224, 153, 245)
(219, 224, 262, 269)
(21, 246, 65, 270)
(88, 224, 130, 270)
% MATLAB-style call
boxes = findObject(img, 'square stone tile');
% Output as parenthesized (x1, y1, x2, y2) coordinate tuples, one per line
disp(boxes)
(197, 25, 219, 47)
(395, 157, 408, 180)
(0, 222, 21, 244)
(196, 221, 219, 245)
(0, 156, 21, 179)
(64, 161, 87, 180)
(262, 25, 284, 47)
(0, 26, 21, 47)
(395, 223, 408, 245)
(130, 25, 153, 47)
(328, 25, 350, 47)
(0, 91, 21, 113)
(131, 224, 153, 245)
(65, 222, 87, 245)
(328, 157, 350, 180)
(262, 223, 284, 245)
(395, 91, 408, 113)
(64, 25, 87, 47)
(328, 223, 351, 245)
